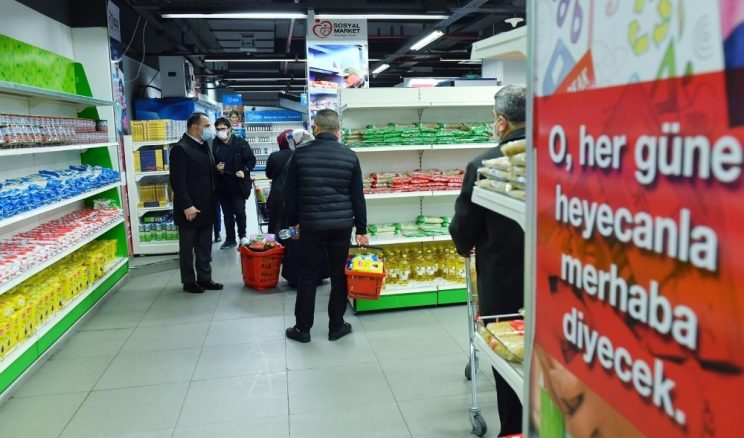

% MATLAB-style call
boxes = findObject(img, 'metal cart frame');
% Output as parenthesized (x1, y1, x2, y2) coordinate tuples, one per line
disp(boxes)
(252, 177, 271, 233)
(465, 256, 488, 436)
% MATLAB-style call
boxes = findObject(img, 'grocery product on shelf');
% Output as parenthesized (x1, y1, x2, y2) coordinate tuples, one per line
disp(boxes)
(130, 120, 186, 142)
(479, 319, 525, 363)
(0, 208, 122, 288)
(133, 146, 169, 172)
(139, 212, 178, 243)
(477, 139, 527, 200)
(137, 183, 171, 208)
(367, 216, 451, 238)
(344, 122, 492, 147)
(381, 242, 465, 290)
(364, 169, 464, 195)
(0, 240, 118, 359)
(0, 114, 109, 148)
(0, 165, 120, 220)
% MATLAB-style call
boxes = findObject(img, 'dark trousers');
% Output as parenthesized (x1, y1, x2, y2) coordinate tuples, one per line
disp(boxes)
(213, 197, 222, 237)
(178, 224, 213, 285)
(219, 189, 247, 243)
(494, 368, 522, 435)
(294, 228, 351, 332)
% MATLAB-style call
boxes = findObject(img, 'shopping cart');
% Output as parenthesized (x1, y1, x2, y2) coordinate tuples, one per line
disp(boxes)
(252, 177, 271, 233)
(464, 256, 488, 436)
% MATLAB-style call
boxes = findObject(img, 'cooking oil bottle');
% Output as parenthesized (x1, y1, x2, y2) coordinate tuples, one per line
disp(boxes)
(398, 253, 411, 286)
(413, 249, 426, 281)
(385, 250, 398, 286)
(424, 248, 436, 281)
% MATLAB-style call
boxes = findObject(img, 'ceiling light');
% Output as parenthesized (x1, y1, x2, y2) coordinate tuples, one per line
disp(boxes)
(505, 16, 525, 27)
(372, 64, 390, 75)
(316, 14, 447, 20)
(205, 58, 306, 63)
(410, 30, 445, 51)
(162, 12, 306, 19)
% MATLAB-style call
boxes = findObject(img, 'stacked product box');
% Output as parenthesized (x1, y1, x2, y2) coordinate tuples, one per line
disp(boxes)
(130, 120, 186, 142)
(0, 240, 118, 359)
(133, 147, 169, 172)
(139, 212, 178, 243)
(137, 183, 171, 207)
(0, 114, 109, 148)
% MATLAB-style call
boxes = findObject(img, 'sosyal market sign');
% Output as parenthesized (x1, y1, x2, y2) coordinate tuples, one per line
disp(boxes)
(308, 17, 367, 42)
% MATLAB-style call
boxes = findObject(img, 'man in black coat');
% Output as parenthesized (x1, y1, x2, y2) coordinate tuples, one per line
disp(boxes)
(169, 112, 224, 294)
(283, 109, 369, 343)
(449, 84, 526, 436)
(212, 117, 256, 249)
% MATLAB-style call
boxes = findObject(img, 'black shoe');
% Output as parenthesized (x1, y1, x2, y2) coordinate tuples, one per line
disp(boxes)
(286, 327, 310, 343)
(220, 241, 237, 250)
(198, 280, 223, 290)
(214, 235, 222, 243)
(183, 283, 205, 294)
(329, 322, 352, 341)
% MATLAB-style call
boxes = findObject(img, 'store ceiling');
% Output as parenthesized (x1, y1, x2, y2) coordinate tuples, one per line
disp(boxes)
(122, 0, 525, 104)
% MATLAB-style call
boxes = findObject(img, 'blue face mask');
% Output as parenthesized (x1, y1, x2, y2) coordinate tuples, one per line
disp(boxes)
(201, 127, 214, 141)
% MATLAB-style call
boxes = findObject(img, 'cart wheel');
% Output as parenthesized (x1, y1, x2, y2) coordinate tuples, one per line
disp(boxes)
(470, 413, 487, 437)
(465, 362, 472, 380)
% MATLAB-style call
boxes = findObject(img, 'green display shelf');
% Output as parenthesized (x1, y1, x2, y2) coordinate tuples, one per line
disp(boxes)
(438, 287, 467, 305)
(353, 291, 438, 312)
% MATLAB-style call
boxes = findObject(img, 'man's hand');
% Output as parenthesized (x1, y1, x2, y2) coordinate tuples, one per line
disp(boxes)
(216, 162, 225, 173)
(184, 206, 200, 221)
(235, 170, 245, 179)
(290, 225, 300, 240)
(355, 234, 369, 247)
(457, 247, 475, 258)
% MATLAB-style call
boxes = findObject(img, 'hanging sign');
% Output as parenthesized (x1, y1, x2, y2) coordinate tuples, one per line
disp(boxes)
(528, 1, 744, 437)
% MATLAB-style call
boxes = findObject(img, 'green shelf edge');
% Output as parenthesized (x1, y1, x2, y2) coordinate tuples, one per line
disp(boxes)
(0, 261, 128, 394)
(354, 291, 438, 312)
(438, 287, 467, 305)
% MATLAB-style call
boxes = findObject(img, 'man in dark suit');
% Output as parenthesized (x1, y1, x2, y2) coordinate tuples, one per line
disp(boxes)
(169, 112, 224, 294)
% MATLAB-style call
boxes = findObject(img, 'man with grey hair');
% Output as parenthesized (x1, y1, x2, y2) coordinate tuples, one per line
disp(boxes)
(449, 84, 526, 436)
(283, 109, 369, 343)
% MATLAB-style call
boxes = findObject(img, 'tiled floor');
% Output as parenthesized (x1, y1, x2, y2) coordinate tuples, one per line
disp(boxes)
(0, 244, 505, 438)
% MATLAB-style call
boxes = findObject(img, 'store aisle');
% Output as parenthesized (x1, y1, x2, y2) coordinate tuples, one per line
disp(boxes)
(0, 247, 501, 438)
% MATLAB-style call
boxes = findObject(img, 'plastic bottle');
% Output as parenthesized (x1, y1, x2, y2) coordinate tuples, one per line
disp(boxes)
(412, 250, 426, 282)
(385, 250, 398, 286)
(424, 249, 436, 281)
(398, 253, 411, 286)
(277, 228, 298, 240)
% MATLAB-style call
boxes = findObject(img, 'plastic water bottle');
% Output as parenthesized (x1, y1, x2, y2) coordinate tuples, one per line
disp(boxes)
(277, 228, 298, 240)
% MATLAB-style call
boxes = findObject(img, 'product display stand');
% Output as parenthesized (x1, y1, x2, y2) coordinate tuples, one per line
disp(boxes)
(244, 121, 304, 170)
(123, 135, 180, 255)
(0, 85, 128, 397)
(339, 86, 501, 312)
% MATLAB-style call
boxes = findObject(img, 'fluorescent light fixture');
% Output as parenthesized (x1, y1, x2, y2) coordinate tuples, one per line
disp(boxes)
(372, 64, 391, 74)
(205, 58, 306, 63)
(410, 30, 445, 51)
(316, 14, 447, 20)
(162, 12, 306, 19)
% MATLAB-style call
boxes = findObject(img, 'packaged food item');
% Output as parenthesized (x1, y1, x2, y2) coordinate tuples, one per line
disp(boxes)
(482, 156, 512, 171)
(500, 139, 527, 156)
(477, 179, 513, 194)
(509, 152, 527, 167)
(480, 320, 525, 362)
(478, 167, 512, 181)
(245, 234, 281, 252)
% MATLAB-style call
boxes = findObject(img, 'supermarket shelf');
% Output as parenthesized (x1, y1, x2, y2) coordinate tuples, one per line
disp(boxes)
(0, 218, 124, 295)
(132, 140, 179, 150)
(0, 258, 127, 375)
(0, 182, 120, 229)
(471, 186, 525, 230)
(365, 190, 459, 200)
(137, 204, 172, 215)
(432, 235, 453, 242)
(351, 143, 491, 153)
(369, 234, 451, 245)
(135, 170, 169, 181)
(473, 332, 524, 404)
(0, 142, 117, 157)
(340, 102, 429, 111)
(0, 80, 113, 108)
(136, 241, 178, 255)
(381, 282, 437, 296)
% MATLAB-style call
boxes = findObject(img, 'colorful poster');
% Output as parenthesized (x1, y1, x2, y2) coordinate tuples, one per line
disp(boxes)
(221, 93, 243, 128)
(306, 13, 368, 117)
(529, 1, 744, 437)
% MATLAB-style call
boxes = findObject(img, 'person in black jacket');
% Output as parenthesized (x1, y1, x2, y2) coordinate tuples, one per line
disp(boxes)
(212, 117, 256, 249)
(169, 112, 224, 294)
(449, 84, 526, 436)
(265, 129, 295, 235)
(283, 109, 369, 343)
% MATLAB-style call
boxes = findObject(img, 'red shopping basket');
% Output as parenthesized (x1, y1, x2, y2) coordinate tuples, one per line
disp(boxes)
(345, 246, 386, 300)
(239, 245, 285, 291)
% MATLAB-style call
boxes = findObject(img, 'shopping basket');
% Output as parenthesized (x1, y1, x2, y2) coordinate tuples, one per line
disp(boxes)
(239, 245, 285, 291)
(345, 246, 386, 300)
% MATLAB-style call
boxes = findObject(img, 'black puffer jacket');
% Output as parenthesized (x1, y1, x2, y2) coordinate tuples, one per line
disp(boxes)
(284, 132, 367, 234)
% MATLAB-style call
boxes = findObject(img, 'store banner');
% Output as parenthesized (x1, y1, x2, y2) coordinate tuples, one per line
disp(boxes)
(306, 12, 368, 117)
(221, 94, 244, 128)
(244, 109, 303, 123)
(528, 1, 744, 437)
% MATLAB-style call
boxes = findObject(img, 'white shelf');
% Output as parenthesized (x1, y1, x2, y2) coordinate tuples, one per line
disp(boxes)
(135, 170, 169, 181)
(369, 234, 451, 245)
(0, 142, 117, 157)
(473, 333, 524, 404)
(135, 241, 178, 255)
(471, 186, 525, 230)
(432, 143, 492, 150)
(132, 140, 178, 150)
(381, 282, 437, 296)
(0, 258, 127, 375)
(365, 190, 459, 200)
(432, 190, 460, 197)
(350, 143, 492, 153)
(0, 182, 120, 229)
(137, 204, 172, 215)
(0, 80, 113, 108)
(0, 218, 124, 295)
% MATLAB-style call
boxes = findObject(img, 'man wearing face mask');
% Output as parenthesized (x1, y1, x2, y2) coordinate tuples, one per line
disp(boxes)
(212, 117, 256, 249)
(449, 84, 526, 437)
(170, 112, 223, 294)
